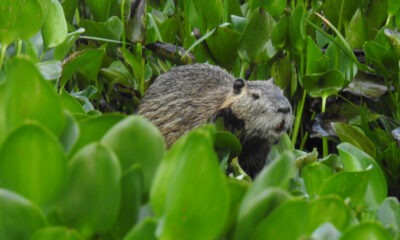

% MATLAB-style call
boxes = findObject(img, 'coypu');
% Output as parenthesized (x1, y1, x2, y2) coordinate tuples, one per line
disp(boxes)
(138, 63, 293, 177)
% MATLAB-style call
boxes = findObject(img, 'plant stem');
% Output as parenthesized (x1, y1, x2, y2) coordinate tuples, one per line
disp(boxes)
(291, 90, 307, 146)
(0, 44, 7, 72)
(121, 0, 127, 49)
(322, 95, 328, 157)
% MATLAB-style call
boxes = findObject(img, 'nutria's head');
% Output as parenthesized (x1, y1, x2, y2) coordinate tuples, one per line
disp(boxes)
(222, 78, 293, 144)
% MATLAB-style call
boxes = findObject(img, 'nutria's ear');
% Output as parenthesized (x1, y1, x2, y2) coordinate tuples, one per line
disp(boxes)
(233, 78, 245, 94)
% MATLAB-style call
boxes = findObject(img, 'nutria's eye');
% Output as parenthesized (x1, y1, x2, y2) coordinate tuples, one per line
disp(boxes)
(233, 78, 245, 94)
(252, 93, 260, 100)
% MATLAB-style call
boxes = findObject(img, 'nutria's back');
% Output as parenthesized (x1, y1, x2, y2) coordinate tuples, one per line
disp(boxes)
(138, 63, 293, 177)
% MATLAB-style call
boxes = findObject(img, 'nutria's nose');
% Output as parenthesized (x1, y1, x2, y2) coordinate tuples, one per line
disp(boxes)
(277, 107, 291, 114)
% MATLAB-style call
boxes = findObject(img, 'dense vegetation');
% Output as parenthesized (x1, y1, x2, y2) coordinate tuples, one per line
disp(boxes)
(1, 0, 400, 239)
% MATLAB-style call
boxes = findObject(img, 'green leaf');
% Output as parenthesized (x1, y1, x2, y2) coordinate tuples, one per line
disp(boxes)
(59, 143, 121, 238)
(319, 171, 370, 205)
(151, 125, 229, 240)
(86, 0, 114, 21)
(2, 57, 65, 140)
(340, 222, 393, 240)
(271, 16, 289, 49)
(54, 28, 85, 60)
(59, 112, 80, 154)
(376, 197, 400, 233)
(123, 218, 157, 240)
(0, 189, 46, 240)
(41, 0, 68, 49)
(30, 227, 84, 240)
(101, 116, 165, 194)
(224, 178, 249, 235)
(112, 167, 143, 237)
(250, 0, 286, 16)
(37, 60, 63, 80)
(308, 196, 352, 231)
(80, 16, 123, 40)
(69, 114, 124, 157)
(302, 162, 334, 198)
(289, 5, 306, 52)
(234, 152, 295, 239)
(206, 26, 241, 69)
(338, 143, 387, 208)
(252, 199, 310, 240)
(60, 90, 85, 114)
(0, 0, 43, 46)
(0, 123, 67, 208)
(345, 8, 366, 49)
(252, 196, 352, 239)
(302, 70, 345, 98)
(234, 188, 291, 240)
(333, 122, 376, 158)
(215, 131, 242, 155)
(238, 8, 276, 63)
(61, 48, 106, 86)
(191, 0, 223, 31)
(305, 36, 328, 74)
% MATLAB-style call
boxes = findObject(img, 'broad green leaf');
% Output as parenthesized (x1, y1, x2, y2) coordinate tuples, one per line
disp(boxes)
(319, 171, 370, 205)
(37, 60, 63, 80)
(376, 197, 400, 233)
(250, 0, 286, 16)
(101, 116, 164, 195)
(238, 8, 276, 63)
(325, 41, 358, 82)
(59, 112, 80, 154)
(308, 196, 352, 231)
(123, 218, 157, 240)
(0, 0, 43, 46)
(191, 0, 223, 31)
(54, 28, 85, 60)
(224, 178, 249, 235)
(2, 57, 65, 140)
(388, 0, 400, 16)
(151, 125, 229, 240)
(384, 28, 400, 57)
(112, 167, 143, 237)
(271, 16, 289, 49)
(340, 222, 393, 240)
(42, 0, 68, 49)
(252, 197, 352, 239)
(305, 36, 328, 75)
(59, 143, 121, 238)
(86, 0, 114, 21)
(206, 26, 241, 69)
(0, 123, 67, 208)
(302, 70, 345, 98)
(365, 0, 388, 40)
(302, 162, 334, 198)
(234, 188, 291, 240)
(338, 143, 387, 208)
(345, 8, 366, 49)
(101, 60, 135, 85)
(80, 16, 123, 40)
(61, 48, 106, 86)
(322, 0, 357, 28)
(333, 123, 376, 158)
(215, 131, 242, 155)
(60, 90, 85, 114)
(30, 227, 84, 240)
(289, 5, 306, 52)
(234, 152, 295, 239)
(69, 114, 124, 157)
(61, 0, 78, 23)
(252, 199, 310, 240)
(0, 189, 46, 240)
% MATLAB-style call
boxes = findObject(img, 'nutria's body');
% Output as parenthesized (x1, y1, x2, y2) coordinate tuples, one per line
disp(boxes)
(138, 64, 293, 177)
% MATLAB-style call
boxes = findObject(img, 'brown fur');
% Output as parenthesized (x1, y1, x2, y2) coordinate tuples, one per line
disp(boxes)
(138, 63, 293, 177)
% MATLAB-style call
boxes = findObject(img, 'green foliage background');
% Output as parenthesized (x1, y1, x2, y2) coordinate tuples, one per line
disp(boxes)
(0, 0, 400, 239)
